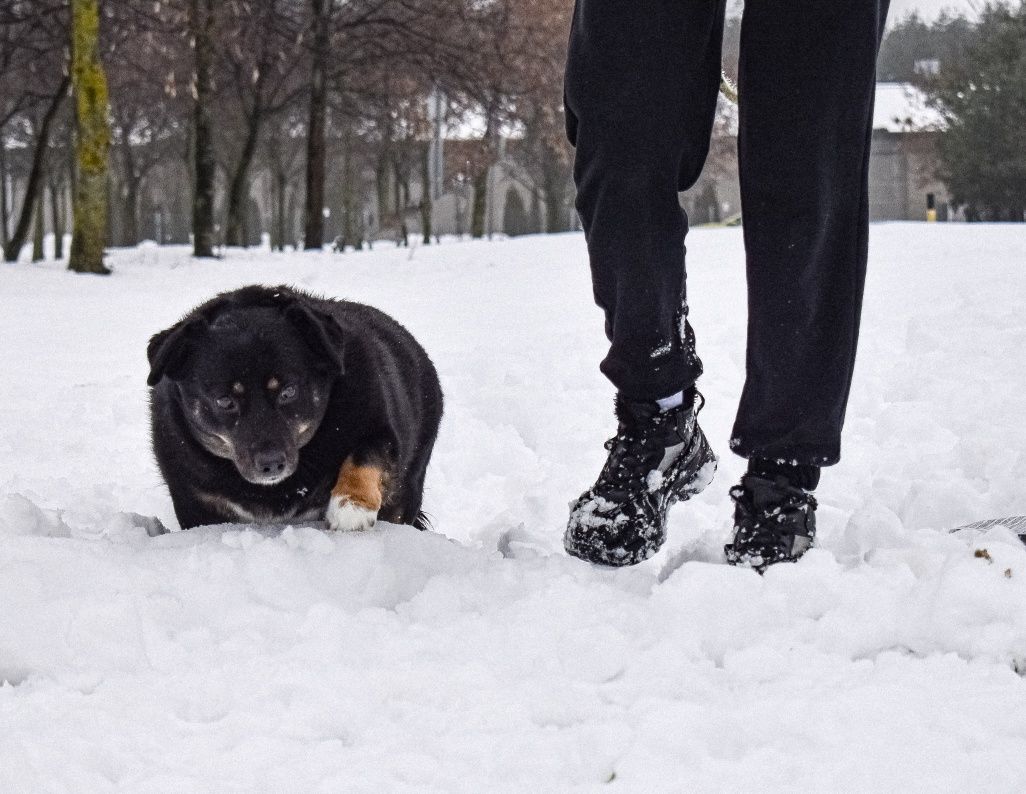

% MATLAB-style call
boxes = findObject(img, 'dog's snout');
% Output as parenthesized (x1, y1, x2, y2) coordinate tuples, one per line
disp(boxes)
(253, 448, 287, 477)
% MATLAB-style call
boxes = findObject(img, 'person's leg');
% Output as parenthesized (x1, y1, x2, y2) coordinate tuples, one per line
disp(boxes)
(563, 0, 726, 567)
(725, 0, 889, 571)
(731, 0, 890, 467)
(564, 0, 727, 402)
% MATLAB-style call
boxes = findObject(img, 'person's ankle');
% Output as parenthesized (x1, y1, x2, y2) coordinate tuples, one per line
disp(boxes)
(653, 386, 697, 413)
(747, 456, 820, 491)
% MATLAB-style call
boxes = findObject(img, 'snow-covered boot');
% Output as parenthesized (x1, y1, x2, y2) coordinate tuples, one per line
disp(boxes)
(564, 392, 717, 566)
(724, 474, 817, 571)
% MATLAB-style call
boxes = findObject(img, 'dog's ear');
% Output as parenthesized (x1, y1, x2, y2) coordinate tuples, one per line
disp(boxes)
(146, 318, 207, 386)
(285, 303, 345, 376)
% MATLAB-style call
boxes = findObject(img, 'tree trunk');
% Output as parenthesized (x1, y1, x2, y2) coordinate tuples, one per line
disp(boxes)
(3, 76, 69, 263)
(224, 117, 261, 247)
(122, 177, 139, 246)
(470, 166, 488, 239)
(191, 0, 216, 257)
(392, 165, 402, 217)
(104, 172, 114, 246)
(68, 0, 112, 275)
(32, 188, 45, 261)
(50, 175, 65, 259)
(272, 169, 286, 251)
(470, 115, 497, 240)
(119, 139, 140, 246)
(374, 113, 393, 235)
(543, 178, 564, 233)
(0, 141, 8, 249)
(375, 158, 389, 233)
(302, 0, 328, 250)
(395, 162, 410, 214)
(285, 187, 298, 248)
(339, 135, 356, 250)
(420, 143, 432, 244)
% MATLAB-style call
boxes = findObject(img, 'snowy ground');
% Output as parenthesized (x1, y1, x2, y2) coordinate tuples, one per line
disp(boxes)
(2, 224, 1026, 791)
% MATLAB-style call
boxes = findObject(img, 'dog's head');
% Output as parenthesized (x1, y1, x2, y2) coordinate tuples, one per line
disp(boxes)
(147, 290, 343, 486)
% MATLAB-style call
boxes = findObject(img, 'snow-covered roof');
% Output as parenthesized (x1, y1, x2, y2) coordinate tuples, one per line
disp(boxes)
(712, 81, 946, 137)
(873, 82, 946, 132)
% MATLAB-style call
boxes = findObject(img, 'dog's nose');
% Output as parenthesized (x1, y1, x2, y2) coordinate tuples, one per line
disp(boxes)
(253, 449, 287, 478)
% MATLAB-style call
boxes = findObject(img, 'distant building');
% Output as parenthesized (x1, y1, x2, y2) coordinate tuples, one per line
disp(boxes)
(868, 82, 949, 221)
(682, 81, 952, 225)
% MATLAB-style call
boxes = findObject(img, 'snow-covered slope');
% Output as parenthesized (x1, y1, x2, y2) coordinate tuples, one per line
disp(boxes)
(2, 225, 1026, 791)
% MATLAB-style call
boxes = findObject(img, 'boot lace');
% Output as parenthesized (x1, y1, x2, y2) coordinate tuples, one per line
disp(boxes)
(600, 433, 659, 497)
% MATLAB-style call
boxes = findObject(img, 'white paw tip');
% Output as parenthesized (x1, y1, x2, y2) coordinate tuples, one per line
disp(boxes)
(326, 495, 378, 532)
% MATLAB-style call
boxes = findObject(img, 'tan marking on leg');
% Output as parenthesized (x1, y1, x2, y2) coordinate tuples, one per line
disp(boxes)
(331, 458, 383, 512)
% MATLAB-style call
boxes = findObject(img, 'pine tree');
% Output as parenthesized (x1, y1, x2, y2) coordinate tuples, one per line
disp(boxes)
(922, 2, 1026, 221)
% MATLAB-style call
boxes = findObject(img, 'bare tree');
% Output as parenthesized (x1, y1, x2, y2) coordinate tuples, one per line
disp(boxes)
(219, 0, 305, 248)
(443, 0, 541, 238)
(103, 1, 191, 247)
(1, 0, 70, 262)
(2, 74, 69, 262)
(264, 108, 306, 250)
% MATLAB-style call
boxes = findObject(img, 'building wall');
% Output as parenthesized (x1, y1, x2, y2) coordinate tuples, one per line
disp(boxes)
(868, 130, 950, 221)
(680, 129, 951, 225)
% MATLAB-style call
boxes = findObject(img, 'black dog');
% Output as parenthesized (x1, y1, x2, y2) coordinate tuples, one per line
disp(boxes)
(147, 285, 443, 532)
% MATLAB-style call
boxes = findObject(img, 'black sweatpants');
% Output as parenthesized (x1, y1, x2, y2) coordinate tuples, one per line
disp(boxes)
(564, 0, 890, 466)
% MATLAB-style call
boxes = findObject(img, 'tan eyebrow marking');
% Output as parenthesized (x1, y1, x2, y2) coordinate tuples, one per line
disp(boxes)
(232, 382, 245, 395)
(267, 377, 280, 390)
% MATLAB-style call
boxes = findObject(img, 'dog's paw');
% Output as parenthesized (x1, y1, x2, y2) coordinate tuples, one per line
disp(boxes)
(326, 494, 378, 532)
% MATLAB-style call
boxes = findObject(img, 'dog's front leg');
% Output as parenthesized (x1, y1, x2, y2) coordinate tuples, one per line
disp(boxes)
(326, 454, 387, 532)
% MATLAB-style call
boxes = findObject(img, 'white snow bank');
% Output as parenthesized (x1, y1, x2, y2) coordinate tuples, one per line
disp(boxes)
(2, 225, 1026, 790)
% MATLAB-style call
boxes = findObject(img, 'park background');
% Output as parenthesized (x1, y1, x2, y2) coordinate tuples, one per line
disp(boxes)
(3, 2, 1026, 790)
(1, 0, 1024, 271)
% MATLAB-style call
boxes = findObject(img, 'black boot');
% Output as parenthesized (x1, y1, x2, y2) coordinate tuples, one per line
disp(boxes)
(724, 474, 818, 571)
(565, 393, 717, 566)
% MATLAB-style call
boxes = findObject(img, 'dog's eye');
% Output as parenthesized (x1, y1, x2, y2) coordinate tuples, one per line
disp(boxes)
(215, 396, 237, 411)
(279, 384, 298, 404)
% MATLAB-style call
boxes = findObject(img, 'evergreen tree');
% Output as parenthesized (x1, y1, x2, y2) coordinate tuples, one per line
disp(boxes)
(922, 2, 1026, 220)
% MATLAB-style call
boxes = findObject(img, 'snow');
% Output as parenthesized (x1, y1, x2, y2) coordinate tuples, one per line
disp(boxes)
(2, 224, 1026, 790)
(873, 82, 946, 132)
